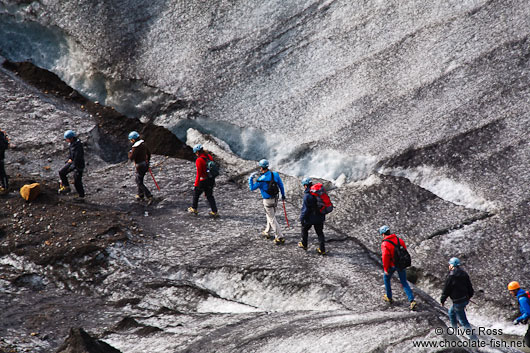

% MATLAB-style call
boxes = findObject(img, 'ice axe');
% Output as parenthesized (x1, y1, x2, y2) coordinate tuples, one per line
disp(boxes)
(282, 199, 290, 228)
(148, 168, 161, 191)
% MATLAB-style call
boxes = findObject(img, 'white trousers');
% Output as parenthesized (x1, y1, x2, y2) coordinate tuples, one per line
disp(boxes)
(263, 198, 282, 239)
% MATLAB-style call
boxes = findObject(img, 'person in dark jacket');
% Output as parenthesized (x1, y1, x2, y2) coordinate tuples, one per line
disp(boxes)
(0, 129, 10, 193)
(188, 143, 218, 217)
(440, 257, 476, 337)
(128, 131, 152, 201)
(508, 281, 530, 346)
(298, 177, 326, 255)
(59, 130, 85, 199)
(380, 225, 416, 310)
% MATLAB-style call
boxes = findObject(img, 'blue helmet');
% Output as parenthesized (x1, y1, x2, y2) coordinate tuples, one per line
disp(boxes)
(193, 144, 203, 153)
(449, 257, 461, 267)
(258, 159, 269, 168)
(64, 130, 75, 139)
(378, 225, 390, 235)
(128, 131, 140, 140)
(301, 177, 312, 186)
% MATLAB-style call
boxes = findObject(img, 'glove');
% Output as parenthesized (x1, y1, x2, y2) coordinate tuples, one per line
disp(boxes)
(281, 195, 286, 201)
(250, 172, 258, 178)
(440, 300, 445, 307)
(513, 319, 519, 325)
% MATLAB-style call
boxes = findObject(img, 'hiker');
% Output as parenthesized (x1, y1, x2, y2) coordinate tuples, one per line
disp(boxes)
(188, 144, 218, 217)
(380, 225, 417, 310)
(248, 159, 286, 244)
(298, 177, 326, 255)
(58, 130, 85, 199)
(508, 281, 530, 346)
(0, 129, 10, 193)
(128, 131, 153, 202)
(440, 257, 477, 339)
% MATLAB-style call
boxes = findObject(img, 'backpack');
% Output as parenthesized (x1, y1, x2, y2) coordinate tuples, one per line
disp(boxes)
(267, 171, 279, 198)
(309, 183, 333, 214)
(206, 160, 220, 179)
(201, 156, 220, 179)
(0, 131, 8, 150)
(383, 237, 412, 270)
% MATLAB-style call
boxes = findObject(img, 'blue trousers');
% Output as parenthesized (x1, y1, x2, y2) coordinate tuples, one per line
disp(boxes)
(448, 300, 471, 329)
(383, 267, 414, 302)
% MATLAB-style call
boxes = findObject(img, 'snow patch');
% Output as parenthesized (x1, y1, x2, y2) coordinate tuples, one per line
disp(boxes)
(197, 297, 261, 313)
(381, 166, 497, 211)
(0, 254, 40, 272)
(439, 223, 478, 250)
(346, 174, 381, 188)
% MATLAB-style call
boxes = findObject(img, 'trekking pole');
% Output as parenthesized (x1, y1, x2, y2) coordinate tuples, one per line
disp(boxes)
(148, 168, 161, 191)
(282, 200, 290, 228)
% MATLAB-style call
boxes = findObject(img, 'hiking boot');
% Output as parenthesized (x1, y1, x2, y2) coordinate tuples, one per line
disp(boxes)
(274, 237, 285, 245)
(209, 211, 219, 218)
(74, 196, 85, 203)
(316, 247, 327, 255)
(146, 196, 154, 205)
(383, 294, 393, 304)
(261, 231, 271, 239)
(409, 300, 417, 311)
(187, 207, 198, 215)
(135, 194, 145, 201)
(298, 242, 307, 250)
(58, 185, 71, 195)
(0, 186, 5, 194)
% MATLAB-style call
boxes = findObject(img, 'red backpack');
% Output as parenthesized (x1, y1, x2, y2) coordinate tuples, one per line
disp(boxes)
(309, 183, 334, 214)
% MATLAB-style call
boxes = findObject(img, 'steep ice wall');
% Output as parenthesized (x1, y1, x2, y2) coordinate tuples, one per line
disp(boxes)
(0, 0, 528, 195)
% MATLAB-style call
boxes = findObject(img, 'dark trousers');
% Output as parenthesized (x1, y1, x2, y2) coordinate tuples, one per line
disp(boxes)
(0, 159, 7, 189)
(135, 162, 152, 198)
(59, 163, 85, 197)
(301, 223, 325, 252)
(192, 179, 217, 212)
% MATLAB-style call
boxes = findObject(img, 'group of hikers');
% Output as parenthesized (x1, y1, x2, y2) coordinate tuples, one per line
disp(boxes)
(0, 127, 528, 343)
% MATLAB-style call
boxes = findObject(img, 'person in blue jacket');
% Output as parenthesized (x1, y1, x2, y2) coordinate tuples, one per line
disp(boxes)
(508, 281, 530, 346)
(298, 177, 326, 255)
(249, 159, 286, 245)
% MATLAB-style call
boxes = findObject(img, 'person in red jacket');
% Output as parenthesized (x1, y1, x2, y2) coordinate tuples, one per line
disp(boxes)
(380, 225, 416, 310)
(188, 144, 218, 217)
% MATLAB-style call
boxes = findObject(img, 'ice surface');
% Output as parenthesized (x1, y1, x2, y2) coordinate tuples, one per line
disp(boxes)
(1, 0, 528, 351)
(184, 123, 377, 183)
(0, 13, 171, 117)
(174, 268, 343, 312)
